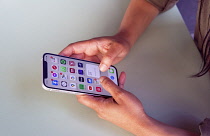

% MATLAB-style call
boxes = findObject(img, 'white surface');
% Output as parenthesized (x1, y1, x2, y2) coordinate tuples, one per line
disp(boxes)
(0, 0, 209, 135)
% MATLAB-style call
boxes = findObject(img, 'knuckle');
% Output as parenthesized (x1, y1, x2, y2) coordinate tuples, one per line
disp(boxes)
(89, 38, 100, 46)
(115, 90, 127, 99)
(104, 53, 115, 61)
(97, 114, 104, 119)
(103, 42, 112, 50)
(97, 111, 106, 120)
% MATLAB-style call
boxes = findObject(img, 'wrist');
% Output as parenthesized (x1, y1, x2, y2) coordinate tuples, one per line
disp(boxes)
(135, 115, 199, 136)
(114, 31, 134, 49)
(133, 114, 155, 136)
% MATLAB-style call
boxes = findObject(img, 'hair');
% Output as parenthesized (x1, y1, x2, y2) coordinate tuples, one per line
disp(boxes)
(193, 0, 210, 77)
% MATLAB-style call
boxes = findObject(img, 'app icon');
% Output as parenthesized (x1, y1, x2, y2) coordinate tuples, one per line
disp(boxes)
(52, 65, 58, 70)
(78, 69, 83, 75)
(96, 87, 102, 92)
(69, 75, 76, 81)
(60, 66, 67, 72)
(52, 72, 58, 78)
(50, 56, 58, 63)
(86, 64, 100, 78)
(60, 73, 67, 79)
(109, 68, 114, 73)
(69, 61, 75, 66)
(52, 80, 58, 85)
(61, 81, 67, 87)
(87, 78, 93, 83)
(93, 78, 100, 84)
(69, 68, 75, 73)
(70, 83, 76, 89)
(88, 85, 93, 91)
(60, 59, 66, 65)
(79, 84, 85, 90)
(79, 77, 84, 82)
(78, 62, 83, 68)
(110, 76, 114, 80)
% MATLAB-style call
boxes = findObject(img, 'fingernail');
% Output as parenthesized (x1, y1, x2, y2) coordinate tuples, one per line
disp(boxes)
(100, 76, 106, 83)
(99, 64, 108, 72)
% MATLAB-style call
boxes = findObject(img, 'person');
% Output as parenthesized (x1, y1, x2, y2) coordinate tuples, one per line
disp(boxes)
(59, 0, 210, 135)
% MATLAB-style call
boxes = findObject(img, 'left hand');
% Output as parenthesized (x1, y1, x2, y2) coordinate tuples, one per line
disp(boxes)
(59, 35, 131, 72)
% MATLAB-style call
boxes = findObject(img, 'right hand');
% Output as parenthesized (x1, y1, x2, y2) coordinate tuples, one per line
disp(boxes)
(76, 72, 147, 135)
(59, 34, 131, 72)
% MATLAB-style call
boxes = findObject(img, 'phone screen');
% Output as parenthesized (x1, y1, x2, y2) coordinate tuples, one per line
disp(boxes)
(42, 53, 118, 96)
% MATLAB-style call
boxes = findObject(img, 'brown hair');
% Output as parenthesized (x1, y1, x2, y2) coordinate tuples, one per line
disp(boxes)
(194, 0, 210, 77)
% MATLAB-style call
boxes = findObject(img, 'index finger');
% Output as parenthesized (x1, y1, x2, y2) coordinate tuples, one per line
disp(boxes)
(77, 95, 104, 110)
(59, 39, 98, 57)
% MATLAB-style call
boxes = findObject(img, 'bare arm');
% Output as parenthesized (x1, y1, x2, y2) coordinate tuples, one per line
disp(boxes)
(59, 0, 159, 72)
(117, 0, 159, 46)
(77, 73, 199, 136)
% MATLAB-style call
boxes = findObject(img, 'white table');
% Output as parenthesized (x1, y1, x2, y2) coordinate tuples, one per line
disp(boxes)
(0, 0, 209, 135)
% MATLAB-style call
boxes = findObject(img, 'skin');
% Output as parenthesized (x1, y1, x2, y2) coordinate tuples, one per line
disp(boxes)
(77, 73, 198, 136)
(59, 0, 159, 72)
(59, 0, 200, 135)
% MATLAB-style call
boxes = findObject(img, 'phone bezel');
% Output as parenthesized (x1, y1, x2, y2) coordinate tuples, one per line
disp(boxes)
(42, 53, 119, 96)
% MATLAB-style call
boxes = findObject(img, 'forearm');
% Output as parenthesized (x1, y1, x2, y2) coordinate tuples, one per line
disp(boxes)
(133, 115, 199, 136)
(116, 0, 159, 47)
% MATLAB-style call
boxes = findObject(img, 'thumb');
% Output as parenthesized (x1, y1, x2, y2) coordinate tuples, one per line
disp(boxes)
(100, 76, 125, 104)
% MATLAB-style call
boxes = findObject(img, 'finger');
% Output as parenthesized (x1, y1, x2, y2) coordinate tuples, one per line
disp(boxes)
(59, 40, 98, 57)
(82, 55, 101, 63)
(119, 71, 126, 89)
(99, 45, 121, 72)
(76, 95, 104, 110)
(70, 53, 85, 59)
(100, 76, 126, 104)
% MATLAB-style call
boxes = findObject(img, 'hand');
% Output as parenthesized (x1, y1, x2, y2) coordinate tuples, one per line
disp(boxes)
(76, 72, 147, 135)
(76, 73, 199, 136)
(59, 34, 131, 72)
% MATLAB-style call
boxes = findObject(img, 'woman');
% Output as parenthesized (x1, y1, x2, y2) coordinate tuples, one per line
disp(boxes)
(59, 0, 210, 135)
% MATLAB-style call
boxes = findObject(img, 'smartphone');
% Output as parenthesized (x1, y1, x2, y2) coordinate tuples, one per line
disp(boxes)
(42, 53, 119, 96)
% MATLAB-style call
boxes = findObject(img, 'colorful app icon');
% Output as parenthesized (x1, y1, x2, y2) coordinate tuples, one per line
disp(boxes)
(87, 78, 93, 83)
(110, 76, 114, 80)
(60, 66, 66, 72)
(60, 59, 66, 65)
(70, 83, 76, 89)
(78, 69, 83, 75)
(52, 80, 58, 85)
(78, 62, 83, 68)
(69, 68, 75, 73)
(93, 78, 100, 84)
(109, 68, 114, 73)
(69, 75, 76, 81)
(61, 81, 67, 87)
(50, 56, 58, 63)
(61, 73, 67, 79)
(52, 72, 58, 78)
(69, 61, 75, 66)
(96, 87, 102, 92)
(79, 77, 84, 82)
(88, 85, 93, 91)
(51, 65, 58, 70)
(79, 84, 85, 90)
